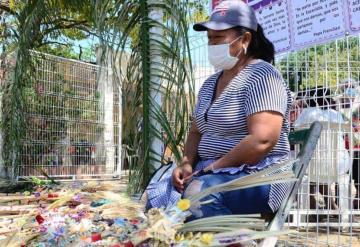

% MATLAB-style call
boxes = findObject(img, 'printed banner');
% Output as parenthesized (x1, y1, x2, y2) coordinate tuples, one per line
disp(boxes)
(255, 1, 291, 52)
(246, 0, 280, 11)
(348, 0, 360, 31)
(290, 0, 346, 48)
(210, 0, 360, 53)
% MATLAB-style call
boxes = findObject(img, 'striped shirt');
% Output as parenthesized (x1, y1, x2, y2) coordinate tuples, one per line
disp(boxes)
(193, 59, 293, 211)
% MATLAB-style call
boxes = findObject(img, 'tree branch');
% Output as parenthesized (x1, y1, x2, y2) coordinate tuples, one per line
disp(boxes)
(36, 41, 70, 48)
(42, 20, 89, 36)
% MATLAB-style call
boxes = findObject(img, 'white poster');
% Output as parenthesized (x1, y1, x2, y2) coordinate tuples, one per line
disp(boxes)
(348, 0, 360, 31)
(246, 0, 280, 11)
(290, 0, 346, 48)
(256, 1, 291, 52)
(210, 0, 360, 53)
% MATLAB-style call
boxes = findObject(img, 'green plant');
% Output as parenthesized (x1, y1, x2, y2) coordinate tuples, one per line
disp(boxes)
(94, 0, 196, 192)
(2, 0, 201, 193)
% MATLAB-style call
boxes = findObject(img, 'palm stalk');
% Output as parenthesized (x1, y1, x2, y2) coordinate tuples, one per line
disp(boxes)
(188, 160, 298, 205)
(94, 0, 195, 193)
(212, 229, 295, 246)
(1, 0, 48, 180)
(180, 214, 266, 233)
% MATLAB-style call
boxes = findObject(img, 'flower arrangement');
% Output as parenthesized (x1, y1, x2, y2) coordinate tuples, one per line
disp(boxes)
(0, 161, 296, 247)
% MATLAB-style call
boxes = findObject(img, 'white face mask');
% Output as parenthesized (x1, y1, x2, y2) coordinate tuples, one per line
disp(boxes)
(208, 36, 243, 71)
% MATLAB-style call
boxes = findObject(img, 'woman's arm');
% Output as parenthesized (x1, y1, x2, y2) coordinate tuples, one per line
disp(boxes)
(206, 111, 283, 171)
(172, 121, 202, 192)
(182, 121, 202, 167)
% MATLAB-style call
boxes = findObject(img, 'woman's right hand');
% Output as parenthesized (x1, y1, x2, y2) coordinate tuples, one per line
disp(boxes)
(172, 164, 193, 193)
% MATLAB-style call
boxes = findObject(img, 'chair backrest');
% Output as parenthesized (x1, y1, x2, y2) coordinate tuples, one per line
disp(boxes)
(259, 121, 322, 247)
(295, 123, 351, 183)
(308, 128, 340, 182)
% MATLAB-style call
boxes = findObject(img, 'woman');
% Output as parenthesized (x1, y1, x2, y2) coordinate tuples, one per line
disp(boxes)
(146, 0, 292, 220)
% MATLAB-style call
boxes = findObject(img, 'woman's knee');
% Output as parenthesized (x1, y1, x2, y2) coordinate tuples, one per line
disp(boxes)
(183, 177, 206, 199)
(183, 174, 224, 198)
(183, 176, 231, 220)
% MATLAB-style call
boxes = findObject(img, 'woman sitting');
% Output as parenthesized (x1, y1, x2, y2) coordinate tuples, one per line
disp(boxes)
(146, 0, 292, 220)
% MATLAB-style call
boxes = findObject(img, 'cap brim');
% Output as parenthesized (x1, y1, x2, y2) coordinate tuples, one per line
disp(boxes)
(193, 21, 237, 31)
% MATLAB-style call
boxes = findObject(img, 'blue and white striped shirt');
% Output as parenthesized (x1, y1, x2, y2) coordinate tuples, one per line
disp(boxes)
(193, 59, 293, 211)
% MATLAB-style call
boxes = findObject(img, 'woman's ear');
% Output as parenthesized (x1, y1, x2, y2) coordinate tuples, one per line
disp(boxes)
(242, 32, 252, 50)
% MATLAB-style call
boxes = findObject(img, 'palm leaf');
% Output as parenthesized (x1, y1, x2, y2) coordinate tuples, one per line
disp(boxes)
(93, 0, 195, 193)
(6, 0, 196, 192)
(188, 160, 297, 205)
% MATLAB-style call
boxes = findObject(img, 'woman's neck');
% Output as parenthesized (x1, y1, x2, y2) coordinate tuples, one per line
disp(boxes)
(222, 56, 256, 79)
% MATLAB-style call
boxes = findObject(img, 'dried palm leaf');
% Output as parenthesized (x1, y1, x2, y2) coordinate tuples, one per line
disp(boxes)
(188, 160, 297, 205)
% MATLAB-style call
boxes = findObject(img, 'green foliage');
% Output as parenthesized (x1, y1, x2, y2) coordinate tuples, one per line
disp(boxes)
(1, 0, 48, 180)
(93, 0, 197, 192)
(25, 176, 52, 186)
(277, 36, 360, 91)
(1, 0, 95, 60)
(1, 0, 199, 192)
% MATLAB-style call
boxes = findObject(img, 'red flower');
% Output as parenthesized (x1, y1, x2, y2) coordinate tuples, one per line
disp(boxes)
(35, 214, 45, 225)
(124, 241, 134, 247)
(91, 233, 102, 242)
(130, 219, 139, 225)
(48, 193, 59, 198)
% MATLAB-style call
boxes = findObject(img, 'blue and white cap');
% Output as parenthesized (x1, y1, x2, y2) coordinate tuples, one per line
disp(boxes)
(193, 0, 258, 32)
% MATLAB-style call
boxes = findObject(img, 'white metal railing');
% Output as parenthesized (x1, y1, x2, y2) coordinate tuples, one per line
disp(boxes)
(2, 51, 122, 180)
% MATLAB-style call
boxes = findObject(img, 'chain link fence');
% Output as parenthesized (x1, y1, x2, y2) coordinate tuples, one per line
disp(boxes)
(1, 52, 122, 180)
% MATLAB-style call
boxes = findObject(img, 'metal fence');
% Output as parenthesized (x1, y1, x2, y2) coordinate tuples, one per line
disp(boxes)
(4, 52, 122, 180)
(189, 33, 360, 246)
(279, 34, 360, 247)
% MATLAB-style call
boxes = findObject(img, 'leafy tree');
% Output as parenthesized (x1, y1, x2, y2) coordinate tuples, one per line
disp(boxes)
(277, 36, 360, 91)
(0, 0, 207, 193)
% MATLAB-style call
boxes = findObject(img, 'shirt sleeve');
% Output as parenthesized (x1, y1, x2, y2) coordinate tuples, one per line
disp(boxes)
(244, 72, 289, 117)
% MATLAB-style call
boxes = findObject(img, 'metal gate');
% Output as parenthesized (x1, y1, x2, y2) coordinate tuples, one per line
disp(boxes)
(16, 52, 122, 180)
(189, 32, 360, 246)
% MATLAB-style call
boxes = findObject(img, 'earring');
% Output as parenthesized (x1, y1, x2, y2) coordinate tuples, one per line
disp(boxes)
(243, 46, 247, 55)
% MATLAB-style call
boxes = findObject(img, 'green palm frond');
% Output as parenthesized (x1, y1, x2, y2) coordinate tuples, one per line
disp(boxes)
(94, 0, 195, 193)
(2, 0, 50, 179)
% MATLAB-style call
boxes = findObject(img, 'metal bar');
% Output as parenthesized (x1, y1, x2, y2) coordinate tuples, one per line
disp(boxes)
(259, 122, 323, 247)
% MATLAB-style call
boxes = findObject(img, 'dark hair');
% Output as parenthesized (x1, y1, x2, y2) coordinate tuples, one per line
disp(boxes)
(234, 24, 275, 64)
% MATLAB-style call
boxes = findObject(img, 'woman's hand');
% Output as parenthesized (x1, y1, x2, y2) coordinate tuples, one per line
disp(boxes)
(172, 164, 193, 193)
(203, 162, 216, 172)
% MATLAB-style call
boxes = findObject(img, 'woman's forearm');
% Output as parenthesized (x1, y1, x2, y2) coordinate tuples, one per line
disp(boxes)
(182, 129, 202, 168)
(212, 134, 277, 169)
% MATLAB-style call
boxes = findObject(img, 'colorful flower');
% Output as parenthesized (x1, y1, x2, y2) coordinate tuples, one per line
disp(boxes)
(175, 234, 184, 242)
(91, 233, 102, 242)
(177, 199, 191, 211)
(200, 233, 213, 245)
(114, 218, 126, 227)
(35, 214, 45, 224)
(129, 218, 139, 225)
